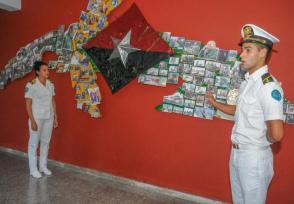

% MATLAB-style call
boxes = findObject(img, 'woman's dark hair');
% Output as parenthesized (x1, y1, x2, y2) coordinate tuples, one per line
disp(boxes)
(33, 61, 47, 76)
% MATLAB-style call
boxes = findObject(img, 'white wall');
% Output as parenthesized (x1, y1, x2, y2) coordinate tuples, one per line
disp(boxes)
(0, 0, 21, 11)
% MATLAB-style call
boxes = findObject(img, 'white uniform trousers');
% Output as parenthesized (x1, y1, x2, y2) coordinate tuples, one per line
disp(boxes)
(230, 147, 274, 204)
(28, 118, 53, 173)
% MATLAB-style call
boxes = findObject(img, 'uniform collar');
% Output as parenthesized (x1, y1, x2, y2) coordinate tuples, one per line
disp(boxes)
(245, 65, 268, 81)
(36, 77, 49, 87)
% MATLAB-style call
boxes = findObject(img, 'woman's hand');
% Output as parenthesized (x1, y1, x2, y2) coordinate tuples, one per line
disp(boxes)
(54, 117, 58, 128)
(31, 120, 38, 131)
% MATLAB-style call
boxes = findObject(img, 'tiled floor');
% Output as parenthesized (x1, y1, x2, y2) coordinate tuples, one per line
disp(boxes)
(0, 151, 200, 204)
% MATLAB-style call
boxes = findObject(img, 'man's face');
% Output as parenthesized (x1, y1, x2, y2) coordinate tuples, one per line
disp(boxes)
(37, 65, 49, 79)
(240, 43, 265, 73)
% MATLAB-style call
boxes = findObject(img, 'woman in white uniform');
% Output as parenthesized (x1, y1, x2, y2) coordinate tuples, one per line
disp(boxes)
(25, 61, 58, 178)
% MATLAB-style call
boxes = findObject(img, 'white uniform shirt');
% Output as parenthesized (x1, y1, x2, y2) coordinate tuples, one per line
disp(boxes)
(25, 78, 55, 119)
(231, 66, 284, 147)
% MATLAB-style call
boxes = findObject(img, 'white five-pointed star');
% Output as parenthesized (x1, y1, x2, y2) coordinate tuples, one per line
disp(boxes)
(108, 30, 140, 68)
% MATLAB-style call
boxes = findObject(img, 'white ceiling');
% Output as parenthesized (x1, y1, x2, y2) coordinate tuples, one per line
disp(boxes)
(0, 0, 21, 11)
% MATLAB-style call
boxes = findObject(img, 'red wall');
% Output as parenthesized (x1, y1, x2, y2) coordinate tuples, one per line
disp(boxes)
(1, 0, 294, 203)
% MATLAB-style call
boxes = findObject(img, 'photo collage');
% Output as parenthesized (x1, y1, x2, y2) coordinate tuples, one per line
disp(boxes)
(141, 32, 242, 120)
(142, 32, 294, 123)
(284, 99, 294, 124)
(0, 25, 65, 89)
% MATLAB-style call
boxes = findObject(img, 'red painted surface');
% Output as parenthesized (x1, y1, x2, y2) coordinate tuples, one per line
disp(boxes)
(0, 0, 294, 203)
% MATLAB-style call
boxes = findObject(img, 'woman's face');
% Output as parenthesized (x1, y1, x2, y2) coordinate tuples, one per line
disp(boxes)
(37, 65, 49, 79)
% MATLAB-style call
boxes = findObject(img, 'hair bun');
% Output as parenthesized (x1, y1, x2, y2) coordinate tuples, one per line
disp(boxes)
(33, 61, 43, 68)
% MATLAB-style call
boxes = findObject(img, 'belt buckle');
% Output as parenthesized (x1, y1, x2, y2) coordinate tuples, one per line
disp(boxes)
(232, 143, 239, 149)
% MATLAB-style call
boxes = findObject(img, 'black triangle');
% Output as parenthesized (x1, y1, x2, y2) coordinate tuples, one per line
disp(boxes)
(85, 47, 170, 93)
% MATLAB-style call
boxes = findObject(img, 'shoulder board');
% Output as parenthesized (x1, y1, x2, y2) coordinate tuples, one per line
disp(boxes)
(30, 79, 36, 84)
(261, 73, 274, 85)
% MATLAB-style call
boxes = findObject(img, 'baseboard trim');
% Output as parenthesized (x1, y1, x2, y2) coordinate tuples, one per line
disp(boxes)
(0, 146, 226, 204)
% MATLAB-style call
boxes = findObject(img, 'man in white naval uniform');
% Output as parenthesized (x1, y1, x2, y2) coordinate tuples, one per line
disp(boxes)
(25, 61, 58, 178)
(206, 24, 284, 204)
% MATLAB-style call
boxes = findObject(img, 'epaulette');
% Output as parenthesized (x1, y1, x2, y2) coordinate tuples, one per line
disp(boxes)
(261, 73, 274, 85)
(30, 79, 36, 84)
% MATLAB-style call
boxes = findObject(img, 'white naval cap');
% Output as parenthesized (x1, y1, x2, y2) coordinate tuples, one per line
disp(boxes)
(240, 24, 280, 49)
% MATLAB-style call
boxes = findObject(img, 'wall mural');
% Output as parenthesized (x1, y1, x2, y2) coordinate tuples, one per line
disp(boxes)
(139, 34, 294, 124)
(84, 4, 172, 93)
(0, 0, 293, 124)
(0, 0, 123, 118)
